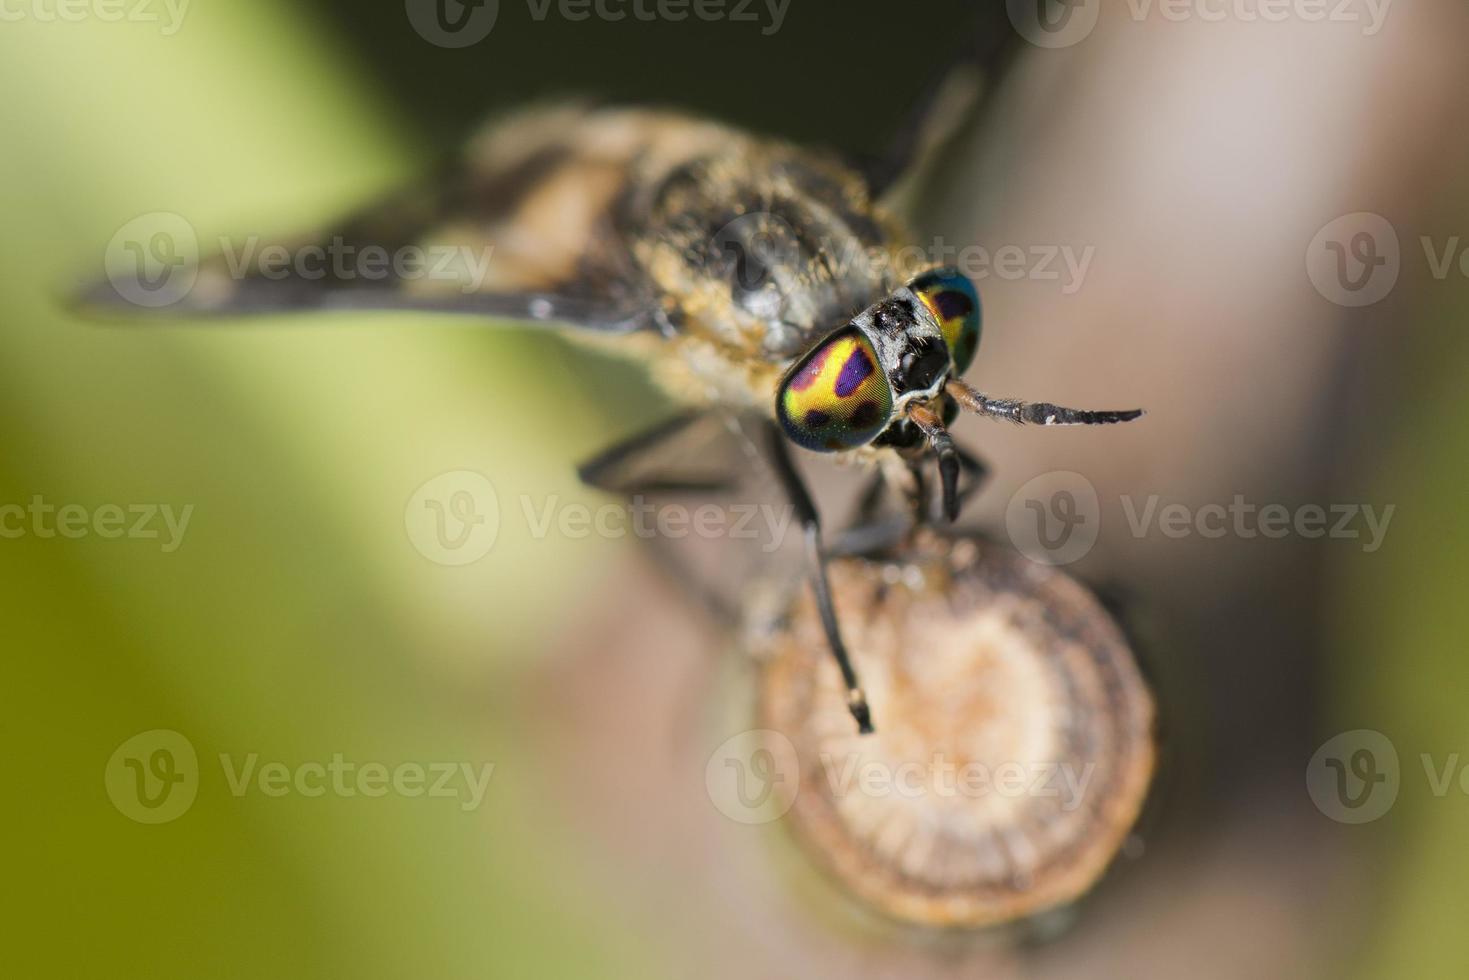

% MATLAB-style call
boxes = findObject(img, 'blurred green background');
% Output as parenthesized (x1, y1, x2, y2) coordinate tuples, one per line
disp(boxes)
(0, 4, 657, 976)
(1, 2, 938, 975)
(4, 2, 1469, 978)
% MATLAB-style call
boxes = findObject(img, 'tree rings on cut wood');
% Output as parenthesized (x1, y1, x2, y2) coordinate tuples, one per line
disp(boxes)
(754, 535, 1155, 928)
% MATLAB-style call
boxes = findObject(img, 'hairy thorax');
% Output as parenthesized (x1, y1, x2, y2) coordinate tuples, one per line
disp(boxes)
(623, 128, 914, 412)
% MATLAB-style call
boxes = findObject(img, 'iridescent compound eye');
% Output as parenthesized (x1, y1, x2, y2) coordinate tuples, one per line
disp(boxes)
(911, 268, 981, 374)
(776, 328, 894, 452)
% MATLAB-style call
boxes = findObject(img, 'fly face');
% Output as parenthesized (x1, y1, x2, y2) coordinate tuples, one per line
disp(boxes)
(777, 267, 982, 452)
(776, 263, 1142, 524)
(776, 268, 980, 501)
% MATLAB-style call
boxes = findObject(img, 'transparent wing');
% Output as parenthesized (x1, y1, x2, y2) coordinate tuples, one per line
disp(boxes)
(73, 103, 663, 334)
(869, 10, 1025, 224)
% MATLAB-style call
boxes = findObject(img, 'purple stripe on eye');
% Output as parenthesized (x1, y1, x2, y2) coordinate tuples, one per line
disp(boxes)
(789, 345, 832, 392)
(834, 348, 874, 397)
(934, 290, 973, 322)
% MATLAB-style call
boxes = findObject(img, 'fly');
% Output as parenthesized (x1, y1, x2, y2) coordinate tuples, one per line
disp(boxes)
(79, 71, 1143, 735)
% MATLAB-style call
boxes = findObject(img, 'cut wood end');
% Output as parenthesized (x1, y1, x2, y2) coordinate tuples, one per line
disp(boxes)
(753, 536, 1156, 929)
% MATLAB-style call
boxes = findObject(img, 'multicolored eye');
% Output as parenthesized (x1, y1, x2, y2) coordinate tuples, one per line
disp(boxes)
(776, 328, 894, 452)
(911, 268, 981, 374)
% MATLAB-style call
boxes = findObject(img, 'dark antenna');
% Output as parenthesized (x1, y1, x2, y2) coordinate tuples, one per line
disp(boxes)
(947, 378, 1146, 427)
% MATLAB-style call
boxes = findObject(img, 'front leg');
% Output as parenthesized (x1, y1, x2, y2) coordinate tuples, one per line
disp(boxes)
(900, 441, 993, 527)
(764, 422, 874, 735)
(829, 444, 991, 559)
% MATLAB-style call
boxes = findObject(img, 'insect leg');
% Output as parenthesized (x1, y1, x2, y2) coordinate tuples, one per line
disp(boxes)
(764, 422, 874, 735)
(953, 442, 990, 511)
(907, 439, 990, 528)
(826, 469, 910, 560)
(825, 517, 910, 562)
(850, 469, 889, 528)
(908, 403, 964, 522)
(824, 444, 988, 557)
(577, 411, 741, 625)
(577, 412, 738, 495)
(923, 443, 993, 532)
